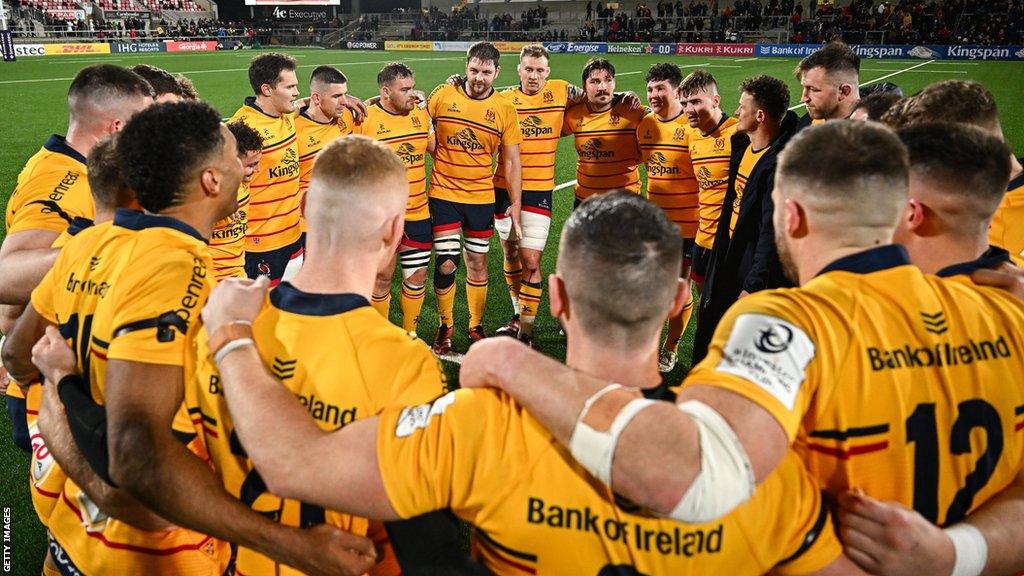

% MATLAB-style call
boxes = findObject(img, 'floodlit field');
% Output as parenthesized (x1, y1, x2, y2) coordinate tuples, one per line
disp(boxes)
(0, 47, 1021, 574)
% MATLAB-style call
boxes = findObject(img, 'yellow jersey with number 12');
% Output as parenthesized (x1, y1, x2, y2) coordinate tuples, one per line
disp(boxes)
(689, 245, 1024, 527)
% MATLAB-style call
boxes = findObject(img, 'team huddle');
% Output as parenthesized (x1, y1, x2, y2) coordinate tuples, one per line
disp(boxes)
(1, 38, 1024, 576)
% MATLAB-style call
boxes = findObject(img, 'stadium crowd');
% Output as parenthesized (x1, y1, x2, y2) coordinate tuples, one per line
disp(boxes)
(3, 39, 1024, 576)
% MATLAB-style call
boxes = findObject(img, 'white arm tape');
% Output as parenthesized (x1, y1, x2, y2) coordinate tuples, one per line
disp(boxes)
(945, 523, 987, 576)
(568, 384, 656, 486)
(665, 400, 756, 524)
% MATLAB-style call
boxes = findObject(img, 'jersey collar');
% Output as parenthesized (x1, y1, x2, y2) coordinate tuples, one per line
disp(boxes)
(935, 246, 1011, 278)
(270, 282, 370, 316)
(67, 216, 95, 237)
(113, 208, 206, 243)
(44, 134, 87, 165)
(243, 96, 279, 118)
(1008, 160, 1024, 191)
(817, 244, 911, 276)
(298, 105, 332, 125)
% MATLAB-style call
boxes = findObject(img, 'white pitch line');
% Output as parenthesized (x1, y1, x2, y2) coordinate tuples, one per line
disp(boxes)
(1, 56, 463, 85)
(734, 57, 759, 62)
(861, 67, 966, 73)
(789, 58, 935, 110)
(554, 180, 577, 191)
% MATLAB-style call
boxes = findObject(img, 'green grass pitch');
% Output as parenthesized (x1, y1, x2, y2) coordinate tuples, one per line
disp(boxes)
(0, 48, 1022, 574)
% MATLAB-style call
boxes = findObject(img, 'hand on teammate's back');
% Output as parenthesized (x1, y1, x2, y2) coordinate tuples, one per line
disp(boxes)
(343, 94, 368, 123)
(31, 325, 77, 385)
(201, 276, 269, 335)
(972, 262, 1024, 301)
(282, 523, 379, 576)
(836, 490, 955, 576)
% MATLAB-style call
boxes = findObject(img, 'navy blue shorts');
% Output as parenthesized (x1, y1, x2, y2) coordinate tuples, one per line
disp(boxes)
(6, 395, 29, 454)
(681, 237, 696, 272)
(402, 218, 433, 251)
(494, 188, 553, 218)
(691, 243, 710, 281)
(430, 198, 493, 239)
(245, 234, 304, 283)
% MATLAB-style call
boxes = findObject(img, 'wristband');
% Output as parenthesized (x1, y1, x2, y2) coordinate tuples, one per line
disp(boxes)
(213, 338, 254, 365)
(945, 523, 987, 576)
(208, 321, 254, 361)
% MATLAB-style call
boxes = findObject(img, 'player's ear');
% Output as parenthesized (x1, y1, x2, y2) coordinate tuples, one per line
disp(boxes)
(838, 83, 854, 100)
(260, 82, 273, 98)
(906, 198, 926, 231)
(548, 273, 568, 320)
(199, 166, 220, 198)
(382, 212, 403, 254)
(786, 198, 809, 239)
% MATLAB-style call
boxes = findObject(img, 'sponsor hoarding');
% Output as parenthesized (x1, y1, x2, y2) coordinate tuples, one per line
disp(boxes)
(245, 0, 338, 5)
(340, 40, 383, 50)
(43, 43, 111, 55)
(11, 43, 45, 57)
(676, 42, 755, 56)
(607, 42, 646, 54)
(543, 42, 606, 54)
(491, 41, 531, 53)
(430, 40, 531, 53)
(111, 41, 165, 53)
(756, 43, 1024, 60)
(165, 40, 218, 52)
(259, 6, 332, 21)
(46, 9, 85, 20)
(105, 10, 150, 18)
(385, 40, 433, 51)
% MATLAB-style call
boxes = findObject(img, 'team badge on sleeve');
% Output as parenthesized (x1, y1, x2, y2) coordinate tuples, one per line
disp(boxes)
(715, 314, 816, 410)
(395, 392, 456, 437)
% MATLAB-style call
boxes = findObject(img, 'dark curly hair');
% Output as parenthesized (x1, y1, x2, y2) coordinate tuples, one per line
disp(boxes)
(117, 101, 225, 213)
(248, 52, 297, 94)
(227, 121, 264, 156)
(645, 62, 683, 88)
(130, 64, 183, 99)
(739, 74, 791, 120)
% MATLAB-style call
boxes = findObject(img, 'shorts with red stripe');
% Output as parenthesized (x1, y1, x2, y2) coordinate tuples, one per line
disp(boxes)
(493, 188, 553, 219)
(430, 198, 494, 239)
(245, 233, 304, 285)
(690, 243, 711, 282)
(401, 218, 433, 251)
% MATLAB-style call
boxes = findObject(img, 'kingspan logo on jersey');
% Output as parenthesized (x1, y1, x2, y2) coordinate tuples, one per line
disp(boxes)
(396, 142, 425, 165)
(579, 138, 615, 160)
(520, 115, 553, 138)
(268, 147, 300, 179)
(646, 152, 679, 176)
(448, 128, 485, 152)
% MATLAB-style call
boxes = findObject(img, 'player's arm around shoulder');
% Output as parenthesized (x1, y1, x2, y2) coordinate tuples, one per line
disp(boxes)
(362, 328, 449, 410)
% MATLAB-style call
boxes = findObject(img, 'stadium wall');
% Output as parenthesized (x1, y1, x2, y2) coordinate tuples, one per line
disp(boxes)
(7, 40, 1024, 60)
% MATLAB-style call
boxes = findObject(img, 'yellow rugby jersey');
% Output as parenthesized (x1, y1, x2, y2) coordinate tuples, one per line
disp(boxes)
(30, 210, 228, 574)
(690, 115, 739, 249)
(230, 98, 301, 253)
(988, 167, 1024, 266)
(296, 106, 355, 232)
(354, 103, 433, 222)
(209, 181, 250, 281)
(377, 388, 841, 575)
(190, 283, 446, 575)
(730, 144, 769, 235)
(428, 84, 522, 204)
(493, 80, 571, 193)
(563, 101, 646, 201)
(6, 135, 94, 236)
(637, 112, 698, 238)
(688, 245, 1024, 527)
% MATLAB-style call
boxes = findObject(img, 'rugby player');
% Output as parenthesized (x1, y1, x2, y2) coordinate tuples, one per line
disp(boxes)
(830, 122, 1024, 576)
(129, 64, 186, 102)
(296, 66, 356, 228)
(681, 70, 738, 291)
(209, 121, 264, 281)
(195, 192, 864, 576)
(635, 63, 698, 373)
(357, 63, 435, 334)
(1, 65, 152, 456)
(5, 101, 374, 575)
(457, 121, 1024, 573)
(491, 44, 578, 346)
(882, 80, 1024, 266)
(230, 53, 304, 284)
(426, 42, 523, 354)
(563, 58, 647, 206)
(795, 42, 861, 128)
(692, 75, 798, 364)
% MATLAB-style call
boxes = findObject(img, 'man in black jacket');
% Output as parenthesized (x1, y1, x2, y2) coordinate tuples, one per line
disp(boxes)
(692, 75, 797, 364)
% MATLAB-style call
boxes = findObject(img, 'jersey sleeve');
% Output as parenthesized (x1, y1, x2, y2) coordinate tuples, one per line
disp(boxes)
(7, 170, 88, 235)
(371, 339, 448, 410)
(376, 388, 511, 521)
(561, 107, 576, 137)
(427, 84, 446, 119)
(752, 452, 843, 575)
(29, 257, 62, 324)
(500, 102, 524, 147)
(105, 250, 209, 367)
(683, 292, 821, 441)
